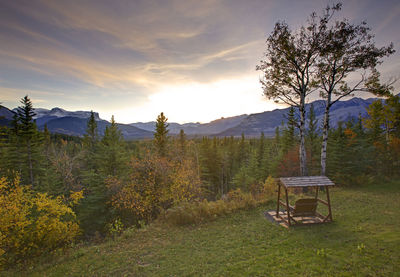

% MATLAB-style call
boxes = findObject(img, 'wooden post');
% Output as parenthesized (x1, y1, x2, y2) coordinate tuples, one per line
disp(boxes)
(315, 186, 319, 199)
(285, 187, 291, 227)
(276, 183, 281, 217)
(326, 186, 333, 221)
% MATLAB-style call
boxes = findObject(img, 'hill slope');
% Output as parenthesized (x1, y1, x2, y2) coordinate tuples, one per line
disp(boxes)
(0, 105, 15, 126)
(9, 179, 400, 276)
(131, 114, 248, 135)
(217, 97, 376, 137)
(43, 117, 153, 140)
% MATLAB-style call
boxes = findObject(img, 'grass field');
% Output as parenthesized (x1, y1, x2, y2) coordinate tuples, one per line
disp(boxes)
(5, 179, 400, 276)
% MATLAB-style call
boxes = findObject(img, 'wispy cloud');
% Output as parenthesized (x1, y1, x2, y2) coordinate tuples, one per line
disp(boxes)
(0, 0, 398, 122)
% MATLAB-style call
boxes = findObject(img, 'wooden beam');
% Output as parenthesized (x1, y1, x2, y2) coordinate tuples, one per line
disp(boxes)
(279, 200, 286, 207)
(285, 187, 291, 227)
(317, 199, 329, 206)
(326, 186, 333, 221)
(276, 183, 281, 217)
(315, 211, 324, 219)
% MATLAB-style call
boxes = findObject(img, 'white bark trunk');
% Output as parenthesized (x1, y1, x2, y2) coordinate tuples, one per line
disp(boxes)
(320, 105, 330, 176)
(299, 100, 308, 176)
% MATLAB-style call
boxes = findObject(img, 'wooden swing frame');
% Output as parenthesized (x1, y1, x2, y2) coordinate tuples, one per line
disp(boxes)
(274, 176, 335, 228)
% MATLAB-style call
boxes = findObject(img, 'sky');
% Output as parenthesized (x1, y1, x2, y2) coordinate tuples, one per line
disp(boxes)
(0, 0, 399, 124)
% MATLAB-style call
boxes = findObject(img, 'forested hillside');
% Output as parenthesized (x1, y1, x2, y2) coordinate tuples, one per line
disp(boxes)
(0, 93, 399, 270)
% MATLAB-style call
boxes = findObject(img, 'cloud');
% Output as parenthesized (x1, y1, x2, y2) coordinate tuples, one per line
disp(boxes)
(0, 0, 270, 89)
(0, 86, 60, 106)
(0, 0, 399, 122)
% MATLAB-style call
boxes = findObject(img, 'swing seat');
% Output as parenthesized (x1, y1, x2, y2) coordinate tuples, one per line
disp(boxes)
(290, 198, 318, 217)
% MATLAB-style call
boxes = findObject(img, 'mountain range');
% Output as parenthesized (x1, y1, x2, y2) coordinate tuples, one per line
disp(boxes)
(0, 96, 382, 139)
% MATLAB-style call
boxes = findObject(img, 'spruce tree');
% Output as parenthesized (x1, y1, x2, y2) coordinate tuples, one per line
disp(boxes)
(237, 133, 247, 167)
(0, 114, 21, 179)
(178, 129, 187, 158)
(40, 123, 58, 194)
(79, 110, 107, 235)
(154, 112, 169, 157)
(98, 115, 127, 177)
(281, 107, 297, 154)
(83, 111, 98, 150)
(211, 137, 222, 196)
(256, 132, 268, 181)
(15, 95, 44, 187)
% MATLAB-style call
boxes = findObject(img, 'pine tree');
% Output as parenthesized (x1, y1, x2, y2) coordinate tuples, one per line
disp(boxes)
(154, 112, 169, 157)
(79, 111, 107, 235)
(18, 96, 36, 185)
(0, 122, 10, 176)
(268, 126, 282, 177)
(178, 129, 187, 158)
(15, 95, 44, 187)
(237, 133, 247, 167)
(274, 126, 280, 147)
(281, 107, 297, 154)
(40, 123, 58, 194)
(83, 111, 98, 150)
(256, 132, 268, 181)
(98, 115, 128, 177)
(0, 114, 20, 179)
(211, 137, 223, 196)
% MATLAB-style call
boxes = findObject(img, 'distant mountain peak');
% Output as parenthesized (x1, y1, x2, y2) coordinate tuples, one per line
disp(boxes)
(31, 107, 101, 121)
(50, 107, 66, 113)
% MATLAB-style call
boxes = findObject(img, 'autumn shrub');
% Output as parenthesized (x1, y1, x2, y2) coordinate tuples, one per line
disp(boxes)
(262, 176, 277, 197)
(226, 188, 257, 209)
(163, 202, 200, 226)
(163, 189, 261, 226)
(0, 176, 82, 268)
(277, 146, 300, 177)
(107, 152, 202, 225)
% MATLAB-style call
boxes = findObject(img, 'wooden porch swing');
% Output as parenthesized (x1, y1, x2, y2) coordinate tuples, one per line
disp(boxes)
(265, 176, 335, 228)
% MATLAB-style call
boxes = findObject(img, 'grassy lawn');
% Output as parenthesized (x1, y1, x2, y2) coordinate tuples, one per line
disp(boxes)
(5, 179, 400, 276)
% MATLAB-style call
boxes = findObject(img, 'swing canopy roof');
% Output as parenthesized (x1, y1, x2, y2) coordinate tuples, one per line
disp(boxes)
(279, 176, 335, 188)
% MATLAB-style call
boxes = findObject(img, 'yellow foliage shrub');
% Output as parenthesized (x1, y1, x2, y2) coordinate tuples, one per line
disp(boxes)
(107, 153, 202, 223)
(262, 176, 277, 197)
(0, 176, 82, 268)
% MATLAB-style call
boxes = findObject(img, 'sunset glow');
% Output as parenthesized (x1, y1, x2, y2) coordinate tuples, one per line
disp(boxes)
(101, 75, 282, 123)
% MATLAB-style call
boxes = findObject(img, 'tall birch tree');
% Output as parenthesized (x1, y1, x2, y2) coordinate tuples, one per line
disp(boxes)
(316, 4, 394, 175)
(257, 7, 339, 176)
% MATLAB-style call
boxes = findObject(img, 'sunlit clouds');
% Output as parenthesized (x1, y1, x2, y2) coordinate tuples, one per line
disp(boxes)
(0, 0, 399, 123)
